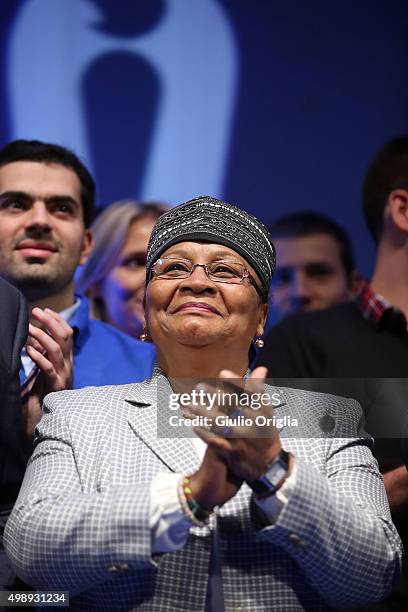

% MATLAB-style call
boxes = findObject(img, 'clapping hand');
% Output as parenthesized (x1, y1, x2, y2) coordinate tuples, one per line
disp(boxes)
(187, 367, 282, 510)
(23, 307, 73, 438)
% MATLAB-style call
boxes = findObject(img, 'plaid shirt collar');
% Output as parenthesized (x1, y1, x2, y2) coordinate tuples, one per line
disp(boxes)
(355, 280, 407, 335)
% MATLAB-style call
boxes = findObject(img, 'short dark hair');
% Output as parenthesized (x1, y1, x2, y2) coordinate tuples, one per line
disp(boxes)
(268, 211, 355, 276)
(362, 136, 408, 244)
(0, 139, 95, 227)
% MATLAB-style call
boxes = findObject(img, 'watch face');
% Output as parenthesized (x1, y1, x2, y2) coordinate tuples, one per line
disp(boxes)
(248, 450, 290, 497)
(265, 462, 288, 486)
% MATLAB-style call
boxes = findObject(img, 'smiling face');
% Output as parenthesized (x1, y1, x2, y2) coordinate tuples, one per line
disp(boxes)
(0, 161, 92, 306)
(144, 241, 268, 363)
(96, 215, 157, 338)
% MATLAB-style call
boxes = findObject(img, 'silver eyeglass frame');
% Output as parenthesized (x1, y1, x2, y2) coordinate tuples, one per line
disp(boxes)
(150, 256, 266, 299)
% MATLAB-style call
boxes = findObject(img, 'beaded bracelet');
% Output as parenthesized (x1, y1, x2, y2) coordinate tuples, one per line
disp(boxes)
(177, 475, 211, 526)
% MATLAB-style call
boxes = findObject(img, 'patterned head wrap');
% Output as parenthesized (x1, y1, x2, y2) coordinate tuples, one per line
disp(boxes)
(146, 195, 275, 290)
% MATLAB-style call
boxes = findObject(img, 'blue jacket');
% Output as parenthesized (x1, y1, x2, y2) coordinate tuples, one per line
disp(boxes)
(70, 298, 155, 388)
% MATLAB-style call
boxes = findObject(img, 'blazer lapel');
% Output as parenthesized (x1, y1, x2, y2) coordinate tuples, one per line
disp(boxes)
(125, 373, 200, 475)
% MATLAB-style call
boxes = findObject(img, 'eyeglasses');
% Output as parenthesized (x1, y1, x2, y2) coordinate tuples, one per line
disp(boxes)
(151, 257, 265, 297)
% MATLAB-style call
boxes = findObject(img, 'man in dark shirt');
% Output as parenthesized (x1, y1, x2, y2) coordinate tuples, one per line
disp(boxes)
(256, 135, 408, 611)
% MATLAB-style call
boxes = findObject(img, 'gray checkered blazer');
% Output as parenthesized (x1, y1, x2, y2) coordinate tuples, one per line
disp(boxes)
(4, 371, 402, 611)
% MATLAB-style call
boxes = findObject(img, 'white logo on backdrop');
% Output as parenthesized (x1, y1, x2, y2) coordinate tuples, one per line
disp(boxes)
(8, 0, 237, 203)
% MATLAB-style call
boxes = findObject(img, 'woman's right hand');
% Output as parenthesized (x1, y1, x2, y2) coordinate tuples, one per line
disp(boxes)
(188, 446, 242, 510)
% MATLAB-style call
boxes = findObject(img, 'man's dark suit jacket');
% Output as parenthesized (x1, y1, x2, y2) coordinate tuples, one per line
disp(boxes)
(255, 302, 408, 377)
(255, 302, 408, 611)
(0, 277, 28, 508)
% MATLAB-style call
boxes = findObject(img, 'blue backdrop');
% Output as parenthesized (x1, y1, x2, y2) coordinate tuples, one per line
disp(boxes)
(1, 0, 408, 276)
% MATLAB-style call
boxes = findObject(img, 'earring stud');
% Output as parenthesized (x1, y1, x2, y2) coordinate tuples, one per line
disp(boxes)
(140, 328, 151, 342)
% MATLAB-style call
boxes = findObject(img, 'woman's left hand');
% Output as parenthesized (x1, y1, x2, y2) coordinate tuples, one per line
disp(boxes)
(191, 366, 282, 483)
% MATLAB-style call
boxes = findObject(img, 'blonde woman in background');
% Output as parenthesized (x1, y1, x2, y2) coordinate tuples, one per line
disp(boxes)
(76, 200, 169, 339)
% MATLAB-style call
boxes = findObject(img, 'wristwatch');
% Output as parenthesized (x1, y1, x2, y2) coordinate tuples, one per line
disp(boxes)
(247, 449, 291, 498)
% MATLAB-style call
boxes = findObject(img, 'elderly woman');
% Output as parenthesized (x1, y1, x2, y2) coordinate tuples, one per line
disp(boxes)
(76, 200, 168, 338)
(5, 197, 402, 611)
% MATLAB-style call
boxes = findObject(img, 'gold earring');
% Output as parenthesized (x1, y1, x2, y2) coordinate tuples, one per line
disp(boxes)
(254, 337, 264, 348)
